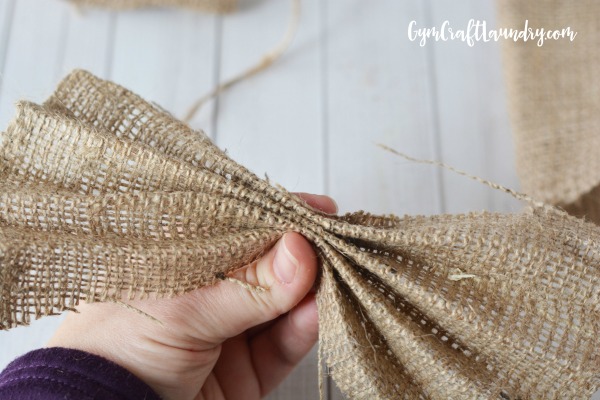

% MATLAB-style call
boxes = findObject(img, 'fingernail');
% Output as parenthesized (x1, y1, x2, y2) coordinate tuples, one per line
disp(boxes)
(330, 198, 339, 214)
(274, 235, 299, 284)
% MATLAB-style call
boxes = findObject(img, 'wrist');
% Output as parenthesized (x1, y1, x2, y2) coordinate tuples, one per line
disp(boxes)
(47, 303, 219, 400)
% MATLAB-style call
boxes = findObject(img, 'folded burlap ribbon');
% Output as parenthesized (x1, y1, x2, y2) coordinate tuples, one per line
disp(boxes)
(499, 0, 600, 225)
(0, 70, 599, 399)
(69, 0, 235, 12)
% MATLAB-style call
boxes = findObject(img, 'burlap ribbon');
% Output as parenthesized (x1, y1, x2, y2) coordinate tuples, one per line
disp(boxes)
(68, 0, 235, 12)
(0, 70, 599, 398)
(498, 0, 600, 225)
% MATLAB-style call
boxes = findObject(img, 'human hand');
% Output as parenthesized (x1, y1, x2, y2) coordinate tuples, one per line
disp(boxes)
(47, 193, 337, 400)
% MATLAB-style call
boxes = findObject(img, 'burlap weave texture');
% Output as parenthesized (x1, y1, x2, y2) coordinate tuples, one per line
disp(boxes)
(498, 1, 600, 224)
(0, 70, 599, 399)
(69, 0, 235, 12)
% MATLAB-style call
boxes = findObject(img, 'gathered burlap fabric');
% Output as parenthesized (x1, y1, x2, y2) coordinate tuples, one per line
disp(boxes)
(1, 70, 599, 399)
(498, 1, 600, 224)
(69, 0, 235, 12)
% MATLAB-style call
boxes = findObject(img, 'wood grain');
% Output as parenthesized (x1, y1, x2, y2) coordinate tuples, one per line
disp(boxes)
(427, 0, 520, 215)
(0, 0, 69, 128)
(110, 9, 218, 131)
(324, 0, 441, 220)
(0, 0, 16, 94)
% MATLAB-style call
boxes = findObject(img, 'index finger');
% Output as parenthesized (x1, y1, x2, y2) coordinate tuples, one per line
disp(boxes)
(294, 192, 338, 215)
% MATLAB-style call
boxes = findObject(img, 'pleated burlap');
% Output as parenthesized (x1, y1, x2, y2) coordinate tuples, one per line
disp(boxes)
(69, 0, 235, 12)
(1, 70, 599, 399)
(498, 1, 600, 224)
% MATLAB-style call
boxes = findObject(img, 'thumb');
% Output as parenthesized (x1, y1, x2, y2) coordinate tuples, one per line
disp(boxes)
(192, 232, 318, 342)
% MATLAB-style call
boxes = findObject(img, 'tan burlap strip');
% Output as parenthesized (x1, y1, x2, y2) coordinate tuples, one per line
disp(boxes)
(1, 70, 599, 399)
(69, 0, 235, 12)
(498, 1, 600, 224)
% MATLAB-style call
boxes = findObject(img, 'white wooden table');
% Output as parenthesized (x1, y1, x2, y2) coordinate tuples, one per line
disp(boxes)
(2, 0, 593, 399)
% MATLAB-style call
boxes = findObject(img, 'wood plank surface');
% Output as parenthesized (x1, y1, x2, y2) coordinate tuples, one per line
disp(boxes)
(60, 8, 115, 78)
(427, 0, 520, 215)
(110, 9, 218, 131)
(0, 0, 69, 128)
(324, 0, 441, 219)
(0, 0, 16, 97)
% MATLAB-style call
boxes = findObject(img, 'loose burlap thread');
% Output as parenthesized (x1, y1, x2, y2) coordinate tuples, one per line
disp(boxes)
(0, 70, 599, 399)
(498, 1, 600, 224)
(69, 0, 235, 12)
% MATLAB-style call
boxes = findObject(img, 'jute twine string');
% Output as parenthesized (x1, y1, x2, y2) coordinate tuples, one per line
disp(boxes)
(0, 70, 599, 399)
(66, 0, 301, 124)
(183, 0, 301, 123)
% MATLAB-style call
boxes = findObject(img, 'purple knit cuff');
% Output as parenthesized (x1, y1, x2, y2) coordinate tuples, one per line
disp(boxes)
(0, 347, 161, 399)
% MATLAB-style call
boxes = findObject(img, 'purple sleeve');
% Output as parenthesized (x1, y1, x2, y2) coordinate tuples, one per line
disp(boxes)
(0, 347, 161, 400)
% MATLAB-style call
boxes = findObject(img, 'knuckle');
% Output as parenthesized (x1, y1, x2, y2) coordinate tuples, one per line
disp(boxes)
(246, 288, 286, 321)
